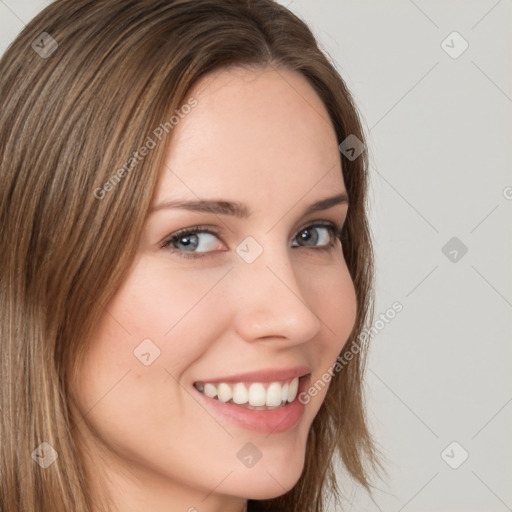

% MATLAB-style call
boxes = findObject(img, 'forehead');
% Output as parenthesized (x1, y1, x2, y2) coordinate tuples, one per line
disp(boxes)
(156, 66, 345, 207)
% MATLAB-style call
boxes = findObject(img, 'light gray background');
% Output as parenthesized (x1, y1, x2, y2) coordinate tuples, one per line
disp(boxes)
(1, 1, 511, 511)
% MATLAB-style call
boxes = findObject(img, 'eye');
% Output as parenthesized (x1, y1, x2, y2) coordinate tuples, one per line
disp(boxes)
(291, 222, 342, 249)
(161, 221, 344, 260)
(161, 225, 223, 258)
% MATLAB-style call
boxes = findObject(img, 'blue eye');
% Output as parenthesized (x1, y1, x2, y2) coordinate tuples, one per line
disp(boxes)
(163, 227, 221, 254)
(161, 222, 344, 260)
(160, 226, 223, 260)
(292, 224, 339, 248)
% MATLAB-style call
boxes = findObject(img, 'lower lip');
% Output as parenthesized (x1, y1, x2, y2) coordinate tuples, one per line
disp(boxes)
(193, 375, 310, 434)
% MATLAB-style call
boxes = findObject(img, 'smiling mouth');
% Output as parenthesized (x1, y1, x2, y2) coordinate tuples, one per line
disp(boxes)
(193, 376, 303, 410)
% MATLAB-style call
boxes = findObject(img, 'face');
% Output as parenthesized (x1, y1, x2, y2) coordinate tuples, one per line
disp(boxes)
(72, 66, 357, 512)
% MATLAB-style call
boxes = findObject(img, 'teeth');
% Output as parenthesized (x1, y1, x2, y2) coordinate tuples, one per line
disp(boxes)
(281, 382, 289, 403)
(288, 377, 299, 402)
(266, 382, 283, 407)
(194, 377, 300, 407)
(204, 383, 217, 398)
(248, 383, 266, 406)
(232, 383, 248, 404)
(217, 383, 232, 402)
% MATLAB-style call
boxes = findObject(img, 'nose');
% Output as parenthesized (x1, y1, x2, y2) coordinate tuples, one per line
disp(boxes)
(230, 243, 322, 346)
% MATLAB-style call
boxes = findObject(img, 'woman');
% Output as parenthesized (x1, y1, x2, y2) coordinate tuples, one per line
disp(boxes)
(0, 1, 380, 511)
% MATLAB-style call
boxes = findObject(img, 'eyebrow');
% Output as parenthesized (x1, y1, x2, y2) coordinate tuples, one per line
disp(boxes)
(149, 192, 348, 218)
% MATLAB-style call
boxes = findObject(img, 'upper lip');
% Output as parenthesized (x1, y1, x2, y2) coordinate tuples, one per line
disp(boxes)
(194, 365, 311, 384)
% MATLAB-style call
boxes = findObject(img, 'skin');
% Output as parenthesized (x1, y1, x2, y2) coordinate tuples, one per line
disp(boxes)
(73, 65, 357, 512)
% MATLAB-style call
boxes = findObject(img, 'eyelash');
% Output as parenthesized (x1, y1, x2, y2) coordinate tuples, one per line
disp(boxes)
(160, 221, 346, 260)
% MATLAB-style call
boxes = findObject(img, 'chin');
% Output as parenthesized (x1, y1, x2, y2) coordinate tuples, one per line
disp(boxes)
(231, 471, 303, 501)
(224, 441, 307, 500)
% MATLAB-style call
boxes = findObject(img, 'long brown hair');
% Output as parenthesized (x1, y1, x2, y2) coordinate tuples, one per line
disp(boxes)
(0, 1, 380, 510)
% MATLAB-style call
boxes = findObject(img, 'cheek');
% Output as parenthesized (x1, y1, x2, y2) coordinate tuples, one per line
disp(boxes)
(300, 260, 357, 407)
(72, 260, 230, 419)
(103, 262, 231, 370)
(306, 258, 357, 350)
(70, 264, 237, 484)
